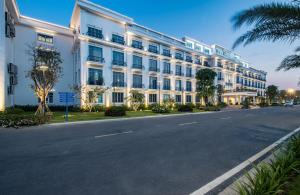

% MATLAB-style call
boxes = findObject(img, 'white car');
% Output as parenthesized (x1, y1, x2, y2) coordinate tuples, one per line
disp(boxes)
(284, 101, 294, 107)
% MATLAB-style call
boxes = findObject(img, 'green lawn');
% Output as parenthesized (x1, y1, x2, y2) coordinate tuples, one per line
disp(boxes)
(288, 175, 300, 195)
(50, 109, 204, 123)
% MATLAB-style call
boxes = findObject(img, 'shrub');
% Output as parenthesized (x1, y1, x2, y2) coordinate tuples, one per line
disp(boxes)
(177, 104, 194, 112)
(14, 105, 82, 112)
(271, 103, 281, 106)
(259, 101, 269, 107)
(105, 106, 126, 117)
(151, 104, 170, 113)
(218, 102, 228, 108)
(91, 105, 105, 112)
(5, 107, 25, 115)
(199, 106, 221, 112)
(0, 114, 50, 128)
(241, 98, 250, 109)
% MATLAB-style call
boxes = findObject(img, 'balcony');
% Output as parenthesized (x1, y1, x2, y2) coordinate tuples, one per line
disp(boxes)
(162, 51, 172, 57)
(217, 63, 223, 68)
(86, 31, 103, 40)
(148, 48, 159, 54)
(149, 67, 160, 72)
(163, 70, 173, 75)
(186, 73, 194, 78)
(175, 72, 184, 77)
(132, 44, 144, 50)
(175, 87, 183, 91)
(195, 60, 202, 65)
(87, 56, 105, 63)
(88, 77, 104, 86)
(112, 81, 127, 87)
(112, 60, 127, 67)
(112, 37, 125, 45)
(149, 84, 158, 90)
(186, 88, 192, 92)
(204, 61, 210, 67)
(132, 83, 144, 89)
(132, 64, 144, 70)
(186, 57, 193, 63)
(163, 86, 171, 90)
(175, 55, 184, 61)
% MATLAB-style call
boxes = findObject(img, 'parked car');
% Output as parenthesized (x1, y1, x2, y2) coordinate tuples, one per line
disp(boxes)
(284, 101, 294, 107)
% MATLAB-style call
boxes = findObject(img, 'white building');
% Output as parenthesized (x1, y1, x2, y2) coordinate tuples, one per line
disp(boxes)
(0, 0, 267, 111)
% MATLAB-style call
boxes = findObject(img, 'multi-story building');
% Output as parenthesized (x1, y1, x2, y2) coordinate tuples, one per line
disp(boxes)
(0, 0, 267, 111)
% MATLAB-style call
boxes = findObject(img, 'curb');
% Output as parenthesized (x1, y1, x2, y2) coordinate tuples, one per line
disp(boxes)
(190, 126, 300, 195)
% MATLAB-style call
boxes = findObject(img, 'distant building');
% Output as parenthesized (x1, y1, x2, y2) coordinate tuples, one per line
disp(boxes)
(0, 0, 267, 110)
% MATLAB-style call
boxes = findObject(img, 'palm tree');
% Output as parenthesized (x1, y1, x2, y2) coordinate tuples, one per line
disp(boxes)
(232, 0, 300, 71)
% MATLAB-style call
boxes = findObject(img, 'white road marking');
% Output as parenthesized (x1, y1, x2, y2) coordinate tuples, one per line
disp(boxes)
(190, 126, 300, 195)
(94, 131, 133, 139)
(220, 117, 231, 120)
(179, 122, 198, 126)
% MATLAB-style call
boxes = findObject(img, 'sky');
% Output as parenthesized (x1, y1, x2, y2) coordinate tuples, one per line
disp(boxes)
(17, 0, 300, 90)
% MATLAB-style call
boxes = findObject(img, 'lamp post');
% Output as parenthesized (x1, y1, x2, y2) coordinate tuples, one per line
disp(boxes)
(287, 88, 295, 101)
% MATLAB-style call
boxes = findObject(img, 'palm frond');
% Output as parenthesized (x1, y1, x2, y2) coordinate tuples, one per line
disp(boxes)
(232, 2, 300, 48)
(295, 46, 300, 52)
(277, 54, 300, 71)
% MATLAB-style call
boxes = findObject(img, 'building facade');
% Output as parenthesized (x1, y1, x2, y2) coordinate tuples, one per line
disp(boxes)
(0, 0, 267, 111)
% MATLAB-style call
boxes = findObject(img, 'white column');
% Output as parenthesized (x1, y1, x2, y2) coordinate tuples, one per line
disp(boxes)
(0, 0, 6, 111)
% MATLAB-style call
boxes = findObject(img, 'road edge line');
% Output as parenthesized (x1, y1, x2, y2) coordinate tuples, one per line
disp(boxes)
(190, 126, 300, 195)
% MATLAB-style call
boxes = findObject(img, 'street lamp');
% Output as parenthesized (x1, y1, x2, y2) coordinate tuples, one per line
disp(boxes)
(37, 62, 49, 116)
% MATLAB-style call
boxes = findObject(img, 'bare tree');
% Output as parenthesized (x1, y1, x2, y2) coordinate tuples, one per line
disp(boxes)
(27, 45, 63, 116)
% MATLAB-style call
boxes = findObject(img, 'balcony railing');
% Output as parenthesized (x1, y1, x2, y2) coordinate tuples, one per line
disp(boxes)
(132, 83, 144, 89)
(175, 87, 183, 91)
(88, 78, 104, 86)
(163, 86, 171, 90)
(112, 38, 125, 45)
(186, 74, 194, 78)
(175, 55, 184, 60)
(149, 84, 158, 89)
(149, 67, 160, 72)
(86, 31, 103, 39)
(186, 58, 193, 63)
(148, 48, 159, 54)
(112, 60, 127, 67)
(204, 61, 210, 67)
(175, 72, 184, 76)
(162, 52, 172, 57)
(186, 88, 192, 92)
(132, 44, 144, 50)
(195, 60, 202, 65)
(163, 70, 173, 74)
(132, 64, 144, 70)
(112, 81, 127, 87)
(87, 56, 105, 63)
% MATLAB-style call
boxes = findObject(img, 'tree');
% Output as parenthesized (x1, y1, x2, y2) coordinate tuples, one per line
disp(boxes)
(127, 90, 145, 111)
(196, 69, 217, 106)
(217, 84, 224, 103)
(265, 85, 279, 104)
(163, 97, 175, 110)
(72, 85, 107, 112)
(231, 0, 300, 71)
(27, 45, 63, 116)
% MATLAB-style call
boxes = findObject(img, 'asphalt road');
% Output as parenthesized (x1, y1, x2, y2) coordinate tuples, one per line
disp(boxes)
(0, 107, 300, 195)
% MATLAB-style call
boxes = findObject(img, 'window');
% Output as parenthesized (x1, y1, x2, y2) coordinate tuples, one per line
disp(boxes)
(186, 67, 192, 77)
(175, 95, 182, 103)
(112, 34, 125, 45)
(133, 74, 143, 88)
(133, 55, 142, 69)
(149, 59, 158, 72)
(175, 52, 183, 60)
(98, 94, 103, 104)
(176, 65, 182, 76)
(163, 78, 171, 90)
(163, 94, 170, 100)
(218, 72, 223, 80)
(186, 55, 193, 62)
(186, 81, 192, 92)
(163, 62, 171, 74)
(87, 26, 103, 39)
(195, 95, 201, 103)
(149, 76, 157, 89)
(149, 94, 157, 103)
(186, 95, 192, 103)
(112, 51, 125, 66)
(176, 80, 182, 91)
(113, 72, 125, 87)
(88, 45, 104, 62)
(112, 92, 124, 103)
(162, 49, 171, 57)
(148, 45, 158, 53)
(37, 33, 53, 44)
(132, 40, 143, 49)
(88, 68, 103, 85)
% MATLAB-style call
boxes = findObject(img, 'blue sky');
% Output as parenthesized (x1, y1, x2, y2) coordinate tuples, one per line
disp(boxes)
(17, 0, 300, 90)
